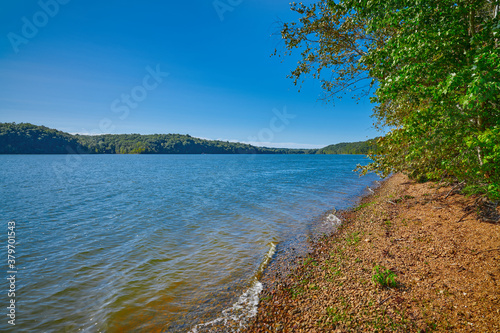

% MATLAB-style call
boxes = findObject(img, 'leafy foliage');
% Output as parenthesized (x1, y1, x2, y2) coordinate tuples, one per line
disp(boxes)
(372, 265, 398, 288)
(278, 1, 378, 101)
(280, 0, 500, 200)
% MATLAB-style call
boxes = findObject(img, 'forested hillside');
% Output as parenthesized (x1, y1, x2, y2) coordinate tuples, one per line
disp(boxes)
(0, 123, 310, 154)
(316, 139, 377, 155)
(0, 123, 86, 154)
(0, 123, 376, 155)
(0, 123, 382, 155)
(75, 133, 313, 154)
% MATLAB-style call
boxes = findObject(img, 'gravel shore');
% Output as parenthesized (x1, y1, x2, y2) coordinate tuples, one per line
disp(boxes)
(245, 173, 500, 332)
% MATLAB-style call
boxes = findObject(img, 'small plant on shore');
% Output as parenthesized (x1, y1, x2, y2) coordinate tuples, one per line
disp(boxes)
(372, 265, 398, 288)
(346, 231, 361, 246)
(326, 307, 346, 325)
(355, 201, 374, 211)
(304, 257, 318, 266)
(330, 266, 342, 276)
(287, 286, 304, 298)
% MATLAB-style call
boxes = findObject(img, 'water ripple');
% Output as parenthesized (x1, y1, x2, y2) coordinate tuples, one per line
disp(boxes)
(0, 154, 379, 332)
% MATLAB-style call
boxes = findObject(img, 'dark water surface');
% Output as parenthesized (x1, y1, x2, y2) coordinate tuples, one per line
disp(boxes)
(0, 154, 379, 332)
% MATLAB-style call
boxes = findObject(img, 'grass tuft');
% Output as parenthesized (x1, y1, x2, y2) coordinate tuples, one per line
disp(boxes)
(346, 232, 361, 246)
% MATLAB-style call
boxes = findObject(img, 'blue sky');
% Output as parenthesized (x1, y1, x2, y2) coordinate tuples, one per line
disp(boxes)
(0, 0, 380, 148)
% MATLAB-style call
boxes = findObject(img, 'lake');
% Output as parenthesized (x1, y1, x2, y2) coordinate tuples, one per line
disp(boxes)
(0, 154, 379, 332)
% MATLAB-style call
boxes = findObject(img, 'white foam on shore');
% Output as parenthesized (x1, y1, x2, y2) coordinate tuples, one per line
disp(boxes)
(190, 242, 276, 333)
(324, 211, 342, 227)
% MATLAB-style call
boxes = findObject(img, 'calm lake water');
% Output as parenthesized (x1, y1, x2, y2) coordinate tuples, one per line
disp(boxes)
(0, 154, 379, 332)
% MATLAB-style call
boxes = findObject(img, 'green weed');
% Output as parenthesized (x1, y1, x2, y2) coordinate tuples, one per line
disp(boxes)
(303, 257, 318, 266)
(372, 265, 398, 288)
(355, 201, 374, 211)
(346, 232, 361, 246)
(326, 307, 346, 325)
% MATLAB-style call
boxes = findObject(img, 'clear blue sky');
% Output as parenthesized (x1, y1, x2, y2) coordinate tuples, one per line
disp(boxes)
(0, 0, 380, 148)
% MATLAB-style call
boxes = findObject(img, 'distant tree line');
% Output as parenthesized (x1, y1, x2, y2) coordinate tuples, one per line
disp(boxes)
(0, 123, 85, 154)
(316, 139, 377, 155)
(0, 123, 374, 155)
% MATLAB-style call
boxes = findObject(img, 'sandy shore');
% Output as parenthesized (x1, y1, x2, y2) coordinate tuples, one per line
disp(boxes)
(244, 173, 500, 332)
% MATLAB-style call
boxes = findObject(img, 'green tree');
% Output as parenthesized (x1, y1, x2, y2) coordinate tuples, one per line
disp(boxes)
(278, 1, 381, 102)
(279, 0, 500, 199)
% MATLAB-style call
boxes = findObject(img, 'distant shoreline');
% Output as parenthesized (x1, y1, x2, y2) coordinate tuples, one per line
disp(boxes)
(0, 153, 368, 155)
(1, 122, 375, 155)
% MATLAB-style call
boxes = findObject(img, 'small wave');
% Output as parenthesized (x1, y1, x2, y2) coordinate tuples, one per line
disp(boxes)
(309, 210, 343, 241)
(190, 242, 276, 333)
(324, 210, 342, 227)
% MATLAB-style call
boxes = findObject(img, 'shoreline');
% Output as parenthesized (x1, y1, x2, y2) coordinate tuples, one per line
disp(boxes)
(245, 173, 500, 332)
(190, 179, 380, 332)
(256, 179, 384, 292)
